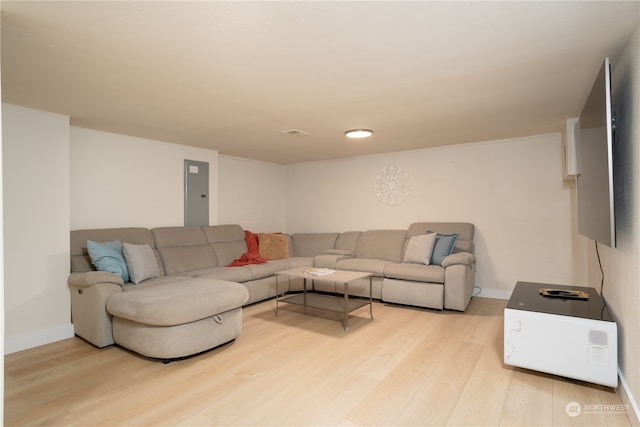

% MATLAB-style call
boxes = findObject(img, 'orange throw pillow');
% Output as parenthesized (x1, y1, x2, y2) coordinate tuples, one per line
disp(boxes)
(258, 233, 289, 260)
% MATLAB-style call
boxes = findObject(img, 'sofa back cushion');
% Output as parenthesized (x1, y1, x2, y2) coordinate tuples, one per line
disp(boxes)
(202, 224, 248, 267)
(152, 226, 217, 275)
(70, 228, 165, 276)
(407, 222, 475, 253)
(355, 230, 407, 262)
(290, 233, 340, 257)
(335, 231, 362, 253)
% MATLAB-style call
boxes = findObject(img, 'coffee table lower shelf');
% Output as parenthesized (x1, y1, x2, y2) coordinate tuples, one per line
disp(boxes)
(279, 293, 370, 314)
(275, 267, 373, 332)
(277, 293, 371, 332)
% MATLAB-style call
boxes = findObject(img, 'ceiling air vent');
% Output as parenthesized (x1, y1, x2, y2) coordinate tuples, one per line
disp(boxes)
(281, 129, 310, 136)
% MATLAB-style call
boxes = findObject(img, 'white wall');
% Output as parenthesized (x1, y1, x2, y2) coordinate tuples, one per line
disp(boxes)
(70, 127, 219, 229)
(592, 24, 640, 422)
(3, 104, 73, 353)
(286, 133, 588, 295)
(1, 102, 5, 418)
(218, 155, 286, 232)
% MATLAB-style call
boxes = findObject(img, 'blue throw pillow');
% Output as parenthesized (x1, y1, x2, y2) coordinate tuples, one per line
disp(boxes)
(86, 240, 129, 282)
(430, 233, 458, 265)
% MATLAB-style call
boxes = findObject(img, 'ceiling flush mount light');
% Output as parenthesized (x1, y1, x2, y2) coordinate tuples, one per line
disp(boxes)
(281, 129, 310, 136)
(345, 129, 373, 138)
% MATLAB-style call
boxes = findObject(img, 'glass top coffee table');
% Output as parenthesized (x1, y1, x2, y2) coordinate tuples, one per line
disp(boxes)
(275, 267, 373, 332)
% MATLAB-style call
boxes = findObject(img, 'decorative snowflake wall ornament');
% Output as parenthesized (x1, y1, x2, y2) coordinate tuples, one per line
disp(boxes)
(373, 165, 411, 206)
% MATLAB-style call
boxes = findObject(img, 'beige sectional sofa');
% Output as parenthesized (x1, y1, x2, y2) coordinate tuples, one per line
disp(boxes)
(69, 222, 475, 361)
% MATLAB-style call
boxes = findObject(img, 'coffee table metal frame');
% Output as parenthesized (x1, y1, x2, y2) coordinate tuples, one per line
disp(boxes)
(275, 267, 373, 332)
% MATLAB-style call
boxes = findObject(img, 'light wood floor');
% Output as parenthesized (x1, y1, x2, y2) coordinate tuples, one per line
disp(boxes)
(5, 297, 632, 426)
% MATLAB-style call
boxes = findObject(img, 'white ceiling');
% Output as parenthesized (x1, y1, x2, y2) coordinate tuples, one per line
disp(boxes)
(2, 1, 639, 164)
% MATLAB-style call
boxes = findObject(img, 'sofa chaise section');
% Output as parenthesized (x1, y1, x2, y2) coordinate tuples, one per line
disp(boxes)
(69, 227, 249, 360)
(69, 227, 164, 347)
(107, 278, 247, 360)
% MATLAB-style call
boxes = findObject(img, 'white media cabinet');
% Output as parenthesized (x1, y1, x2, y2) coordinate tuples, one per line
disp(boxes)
(504, 281, 618, 387)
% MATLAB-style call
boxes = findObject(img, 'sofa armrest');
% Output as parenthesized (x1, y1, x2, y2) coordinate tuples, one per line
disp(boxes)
(442, 252, 476, 311)
(68, 271, 124, 288)
(441, 252, 475, 268)
(68, 272, 124, 348)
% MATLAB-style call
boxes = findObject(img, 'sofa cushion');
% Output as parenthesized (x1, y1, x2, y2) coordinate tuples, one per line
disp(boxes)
(314, 252, 353, 269)
(152, 227, 218, 275)
(157, 245, 218, 276)
(284, 256, 314, 269)
(323, 249, 354, 256)
(202, 224, 248, 267)
(214, 241, 248, 266)
(335, 257, 392, 276)
(86, 240, 129, 282)
(107, 278, 248, 326)
(355, 230, 407, 262)
(258, 233, 289, 259)
(384, 262, 445, 283)
(122, 242, 160, 284)
(334, 231, 362, 252)
(403, 233, 437, 265)
(190, 266, 253, 283)
(153, 226, 208, 247)
(203, 224, 246, 242)
(291, 233, 340, 257)
(245, 259, 290, 280)
(430, 233, 458, 266)
(122, 275, 192, 291)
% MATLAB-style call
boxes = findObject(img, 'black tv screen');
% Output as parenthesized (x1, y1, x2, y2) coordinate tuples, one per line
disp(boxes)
(576, 57, 616, 248)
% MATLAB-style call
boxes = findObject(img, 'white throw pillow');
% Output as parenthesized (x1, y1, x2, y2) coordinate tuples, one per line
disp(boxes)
(403, 233, 437, 265)
(122, 242, 160, 284)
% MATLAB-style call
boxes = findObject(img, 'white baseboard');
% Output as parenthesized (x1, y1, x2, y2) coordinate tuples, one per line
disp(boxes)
(618, 369, 640, 425)
(474, 287, 513, 300)
(5, 323, 74, 355)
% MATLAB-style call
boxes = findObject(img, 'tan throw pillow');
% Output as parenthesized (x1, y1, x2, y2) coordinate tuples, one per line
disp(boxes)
(403, 232, 437, 265)
(258, 233, 289, 260)
(122, 242, 160, 284)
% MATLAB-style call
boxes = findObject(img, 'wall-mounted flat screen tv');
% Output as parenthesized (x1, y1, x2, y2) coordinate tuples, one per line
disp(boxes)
(576, 57, 616, 248)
